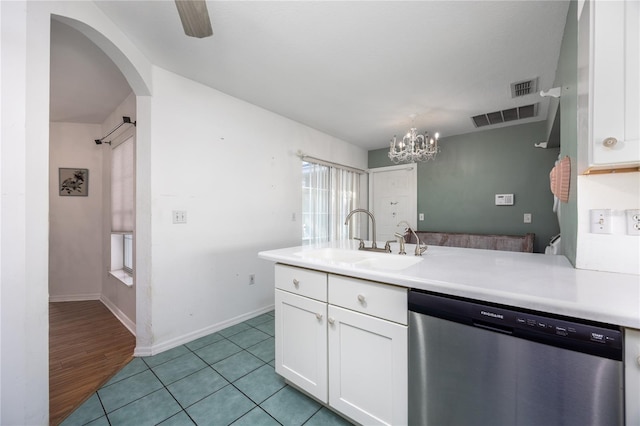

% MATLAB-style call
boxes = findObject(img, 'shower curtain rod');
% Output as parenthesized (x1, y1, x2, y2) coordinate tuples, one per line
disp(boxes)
(94, 116, 136, 145)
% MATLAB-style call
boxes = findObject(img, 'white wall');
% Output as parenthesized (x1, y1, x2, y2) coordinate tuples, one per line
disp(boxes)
(1, 2, 50, 424)
(144, 66, 368, 354)
(575, 173, 640, 274)
(49, 123, 104, 300)
(1, 2, 152, 423)
(100, 93, 136, 332)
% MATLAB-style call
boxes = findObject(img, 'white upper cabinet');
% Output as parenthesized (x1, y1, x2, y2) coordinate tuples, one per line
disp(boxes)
(578, 0, 640, 172)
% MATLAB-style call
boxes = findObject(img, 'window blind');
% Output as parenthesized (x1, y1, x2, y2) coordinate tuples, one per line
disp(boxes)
(302, 160, 360, 245)
(111, 137, 134, 232)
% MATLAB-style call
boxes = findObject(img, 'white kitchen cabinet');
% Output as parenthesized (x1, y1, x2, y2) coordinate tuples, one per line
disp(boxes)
(275, 289, 328, 403)
(328, 305, 407, 426)
(578, 0, 640, 172)
(274, 265, 328, 402)
(274, 264, 408, 425)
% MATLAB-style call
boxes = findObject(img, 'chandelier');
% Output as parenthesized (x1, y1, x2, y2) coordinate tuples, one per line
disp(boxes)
(388, 115, 440, 164)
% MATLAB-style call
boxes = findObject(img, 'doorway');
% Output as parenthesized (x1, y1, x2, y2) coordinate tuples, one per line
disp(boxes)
(369, 164, 417, 241)
(49, 17, 138, 423)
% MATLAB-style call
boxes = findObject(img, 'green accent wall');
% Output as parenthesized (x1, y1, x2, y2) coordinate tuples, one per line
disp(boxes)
(555, 0, 578, 265)
(369, 121, 560, 253)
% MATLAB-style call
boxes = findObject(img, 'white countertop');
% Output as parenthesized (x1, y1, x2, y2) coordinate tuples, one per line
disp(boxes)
(259, 241, 640, 329)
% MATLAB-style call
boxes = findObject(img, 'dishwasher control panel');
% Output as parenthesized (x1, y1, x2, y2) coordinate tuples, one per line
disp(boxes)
(514, 313, 621, 347)
(409, 289, 623, 361)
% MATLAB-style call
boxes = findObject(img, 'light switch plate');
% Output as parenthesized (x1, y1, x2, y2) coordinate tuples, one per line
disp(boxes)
(172, 210, 187, 224)
(589, 209, 611, 234)
(523, 213, 532, 223)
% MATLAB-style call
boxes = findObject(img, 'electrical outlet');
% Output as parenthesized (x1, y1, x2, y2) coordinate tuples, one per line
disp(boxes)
(626, 209, 640, 236)
(589, 209, 611, 234)
(523, 213, 532, 223)
(172, 210, 187, 224)
(419, 213, 424, 221)
(249, 274, 255, 285)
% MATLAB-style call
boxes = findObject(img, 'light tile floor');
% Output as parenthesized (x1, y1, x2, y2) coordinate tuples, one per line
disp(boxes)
(61, 311, 353, 426)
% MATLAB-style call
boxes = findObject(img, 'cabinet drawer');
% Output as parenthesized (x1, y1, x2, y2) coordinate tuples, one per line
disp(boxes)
(329, 275, 407, 325)
(275, 264, 327, 302)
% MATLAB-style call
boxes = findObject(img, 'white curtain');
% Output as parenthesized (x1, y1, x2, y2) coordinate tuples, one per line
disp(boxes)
(302, 161, 360, 245)
(111, 137, 134, 232)
(302, 162, 330, 245)
(330, 167, 360, 241)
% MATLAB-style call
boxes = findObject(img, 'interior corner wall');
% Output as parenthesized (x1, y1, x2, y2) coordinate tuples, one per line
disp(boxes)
(100, 92, 136, 332)
(555, 0, 579, 266)
(368, 122, 560, 253)
(145, 66, 367, 353)
(49, 122, 104, 300)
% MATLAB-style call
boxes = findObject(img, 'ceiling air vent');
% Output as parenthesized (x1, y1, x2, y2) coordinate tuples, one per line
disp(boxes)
(511, 78, 538, 98)
(471, 103, 538, 128)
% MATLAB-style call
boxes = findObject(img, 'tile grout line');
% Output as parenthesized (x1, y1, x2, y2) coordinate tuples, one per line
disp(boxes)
(77, 313, 278, 426)
(158, 318, 274, 423)
(94, 392, 111, 426)
(193, 316, 286, 425)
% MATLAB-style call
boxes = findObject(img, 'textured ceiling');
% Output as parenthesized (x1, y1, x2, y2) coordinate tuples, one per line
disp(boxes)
(50, 1, 570, 150)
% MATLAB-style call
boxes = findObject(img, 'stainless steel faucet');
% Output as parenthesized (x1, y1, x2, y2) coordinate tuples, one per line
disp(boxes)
(345, 209, 390, 252)
(394, 232, 407, 255)
(397, 220, 428, 256)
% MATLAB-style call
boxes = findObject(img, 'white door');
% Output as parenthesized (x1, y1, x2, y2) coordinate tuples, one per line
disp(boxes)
(275, 289, 328, 403)
(369, 164, 417, 242)
(328, 305, 408, 426)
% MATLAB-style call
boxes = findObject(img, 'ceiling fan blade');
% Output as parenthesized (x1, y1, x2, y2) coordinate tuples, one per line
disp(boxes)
(174, 0, 213, 38)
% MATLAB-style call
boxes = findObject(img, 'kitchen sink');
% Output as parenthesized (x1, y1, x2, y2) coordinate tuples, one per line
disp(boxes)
(294, 247, 423, 271)
(353, 255, 423, 270)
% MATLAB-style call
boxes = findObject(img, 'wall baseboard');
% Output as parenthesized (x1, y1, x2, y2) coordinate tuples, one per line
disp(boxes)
(49, 293, 100, 302)
(100, 295, 136, 336)
(133, 304, 275, 358)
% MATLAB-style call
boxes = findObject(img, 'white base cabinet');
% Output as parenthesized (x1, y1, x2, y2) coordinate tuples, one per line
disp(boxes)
(328, 305, 408, 426)
(275, 289, 328, 403)
(274, 264, 408, 426)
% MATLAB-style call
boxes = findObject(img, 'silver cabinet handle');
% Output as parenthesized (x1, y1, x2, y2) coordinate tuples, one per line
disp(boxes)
(315, 312, 323, 320)
(328, 317, 335, 325)
(292, 278, 299, 287)
(603, 137, 618, 147)
(357, 294, 366, 303)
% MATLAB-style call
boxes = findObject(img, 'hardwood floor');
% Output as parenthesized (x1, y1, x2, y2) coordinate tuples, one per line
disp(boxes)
(49, 301, 135, 426)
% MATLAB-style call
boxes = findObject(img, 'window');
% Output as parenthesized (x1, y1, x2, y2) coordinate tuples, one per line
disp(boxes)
(302, 161, 361, 245)
(123, 233, 133, 274)
(111, 136, 134, 281)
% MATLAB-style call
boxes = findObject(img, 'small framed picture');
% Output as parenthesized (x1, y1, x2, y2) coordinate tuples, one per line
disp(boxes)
(59, 168, 89, 196)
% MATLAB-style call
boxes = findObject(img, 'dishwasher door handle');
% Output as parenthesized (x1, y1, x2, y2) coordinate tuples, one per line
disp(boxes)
(472, 320, 514, 335)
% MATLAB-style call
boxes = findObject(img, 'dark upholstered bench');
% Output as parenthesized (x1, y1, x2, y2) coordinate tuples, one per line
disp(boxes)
(404, 231, 535, 253)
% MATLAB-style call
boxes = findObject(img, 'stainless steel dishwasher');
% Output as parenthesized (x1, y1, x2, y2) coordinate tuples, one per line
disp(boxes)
(408, 289, 624, 426)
